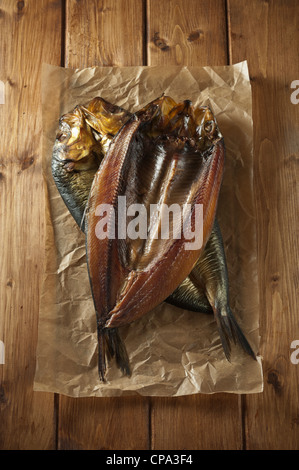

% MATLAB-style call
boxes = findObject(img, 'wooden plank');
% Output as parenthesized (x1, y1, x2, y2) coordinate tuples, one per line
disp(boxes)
(228, 0, 299, 449)
(147, 0, 227, 66)
(57, 0, 149, 450)
(151, 394, 242, 450)
(65, 0, 144, 67)
(147, 0, 243, 450)
(58, 396, 149, 450)
(0, 0, 62, 449)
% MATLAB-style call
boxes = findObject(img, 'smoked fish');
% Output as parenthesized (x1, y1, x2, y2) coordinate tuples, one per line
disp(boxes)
(85, 96, 226, 380)
(51, 95, 255, 381)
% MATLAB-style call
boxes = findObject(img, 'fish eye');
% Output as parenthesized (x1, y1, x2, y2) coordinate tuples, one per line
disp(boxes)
(57, 132, 68, 142)
(204, 120, 215, 134)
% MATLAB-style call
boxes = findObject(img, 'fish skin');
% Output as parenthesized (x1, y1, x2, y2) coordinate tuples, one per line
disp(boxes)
(85, 97, 226, 379)
(85, 116, 142, 380)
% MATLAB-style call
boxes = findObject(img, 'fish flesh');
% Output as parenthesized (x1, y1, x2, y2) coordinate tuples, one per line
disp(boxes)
(85, 96, 226, 380)
(51, 95, 255, 381)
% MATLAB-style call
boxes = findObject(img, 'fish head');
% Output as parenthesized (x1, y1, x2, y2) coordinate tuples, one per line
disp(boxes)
(135, 95, 178, 136)
(161, 101, 222, 150)
(53, 105, 102, 172)
(51, 105, 103, 230)
(193, 105, 223, 148)
(134, 96, 222, 154)
(51, 98, 133, 231)
(81, 97, 132, 154)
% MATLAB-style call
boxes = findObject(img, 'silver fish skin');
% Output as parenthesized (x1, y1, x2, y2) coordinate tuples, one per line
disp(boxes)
(181, 219, 256, 360)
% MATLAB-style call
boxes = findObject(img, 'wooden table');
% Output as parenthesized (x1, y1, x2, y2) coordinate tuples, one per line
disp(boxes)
(0, 0, 298, 450)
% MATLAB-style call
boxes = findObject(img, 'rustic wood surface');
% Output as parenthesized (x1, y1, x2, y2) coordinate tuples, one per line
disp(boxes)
(0, 0, 298, 450)
(228, 0, 299, 450)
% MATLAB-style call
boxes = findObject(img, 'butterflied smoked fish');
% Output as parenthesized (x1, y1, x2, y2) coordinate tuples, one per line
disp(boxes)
(86, 96, 226, 380)
(52, 95, 255, 381)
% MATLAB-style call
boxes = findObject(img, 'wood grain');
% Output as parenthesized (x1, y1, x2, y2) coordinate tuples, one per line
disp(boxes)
(0, 0, 298, 451)
(151, 394, 242, 450)
(0, 0, 62, 449)
(65, 0, 144, 67)
(147, 0, 243, 450)
(228, 0, 299, 449)
(58, 396, 149, 450)
(147, 0, 227, 66)
(57, 0, 149, 450)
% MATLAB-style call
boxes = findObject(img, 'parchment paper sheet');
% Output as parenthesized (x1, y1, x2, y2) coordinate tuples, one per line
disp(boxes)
(34, 61, 263, 397)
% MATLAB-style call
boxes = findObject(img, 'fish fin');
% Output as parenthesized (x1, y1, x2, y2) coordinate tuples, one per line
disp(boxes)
(97, 327, 131, 381)
(97, 328, 108, 382)
(214, 305, 256, 361)
(166, 277, 213, 314)
(107, 328, 131, 377)
(166, 295, 213, 314)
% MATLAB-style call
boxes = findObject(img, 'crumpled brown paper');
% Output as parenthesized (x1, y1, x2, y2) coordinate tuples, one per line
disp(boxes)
(34, 61, 263, 397)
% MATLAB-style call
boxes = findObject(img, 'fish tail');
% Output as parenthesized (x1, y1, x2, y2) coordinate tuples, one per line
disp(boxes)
(214, 305, 256, 361)
(97, 326, 131, 381)
(107, 328, 131, 377)
(97, 327, 108, 382)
